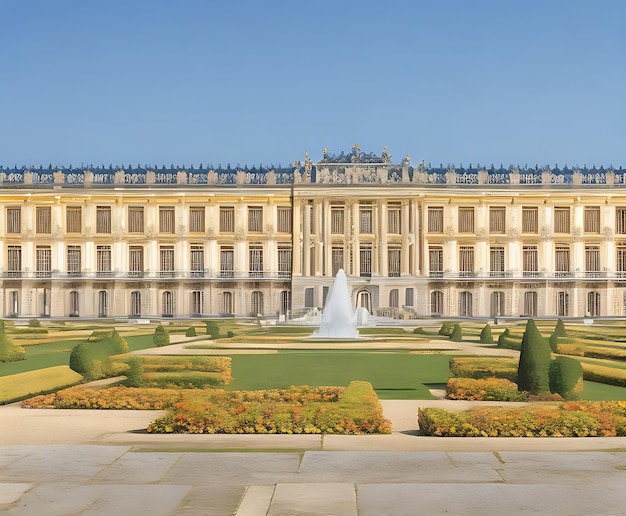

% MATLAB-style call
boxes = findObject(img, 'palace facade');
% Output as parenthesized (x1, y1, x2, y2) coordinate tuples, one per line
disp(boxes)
(1, 147, 625, 320)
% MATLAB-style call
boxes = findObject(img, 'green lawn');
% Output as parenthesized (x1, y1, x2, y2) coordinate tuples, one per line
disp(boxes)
(226, 352, 450, 399)
(581, 381, 626, 401)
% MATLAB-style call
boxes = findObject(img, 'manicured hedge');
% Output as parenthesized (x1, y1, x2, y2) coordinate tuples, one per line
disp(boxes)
(449, 357, 518, 382)
(418, 401, 626, 437)
(153, 325, 170, 347)
(141, 372, 228, 389)
(69, 331, 129, 381)
(446, 378, 527, 401)
(1, 366, 83, 404)
(0, 331, 26, 363)
(517, 319, 552, 395)
(479, 324, 494, 344)
(147, 381, 391, 435)
(549, 357, 583, 400)
(581, 363, 626, 387)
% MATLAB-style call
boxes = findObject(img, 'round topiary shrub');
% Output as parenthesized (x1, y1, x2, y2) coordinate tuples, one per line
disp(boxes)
(479, 324, 493, 344)
(153, 325, 170, 347)
(185, 327, 197, 337)
(549, 356, 583, 400)
(438, 322, 455, 336)
(124, 356, 145, 387)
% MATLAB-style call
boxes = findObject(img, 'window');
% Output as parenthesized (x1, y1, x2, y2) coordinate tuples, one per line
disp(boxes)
(405, 288, 414, 307)
(331, 207, 345, 234)
(459, 291, 473, 316)
(9, 291, 18, 317)
(7, 246, 21, 277)
(522, 207, 538, 233)
(618, 245, 626, 278)
(555, 245, 571, 277)
(130, 291, 141, 317)
(429, 246, 443, 277)
(189, 207, 205, 233)
(389, 289, 399, 308)
(97, 245, 112, 277)
(616, 208, 626, 235)
(278, 245, 292, 278)
(66, 207, 82, 233)
(554, 207, 570, 234)
(67, 246, 81, 276)
(587, 292, 601, 317)
(360, 244, 372, 277)
(220, 246, 234, 277)
(489, 207, 506, 233)
(388, 248, 401, 277)
(524, 292, 537, 316)
(248, 207, 263, 232)
(458, 207, 474, 233)
(223, 292, 234, 314)
(491, 292, 505, 317)
(585, 246, 600, 277)
(277, 207, 292, 233)
(304, 287, 314, 308)
(159, 207, 175, 233)
(162, 291, 174, 317)
(191, 290, 204, 315)
(331, 247, 344, 277)
(459, 246, 474, 277)
(557, 291, 569, 316)
(128, 207, 144, 233)
(36, 206, 51, 234)
(190, 245, 204, 277)
(280, 290, 291, 315)
(6, 207, 21, 234)
(388, 204, 401, 234)
(160, 246, 175, 277)
(220, 206, 235, 233)
(129, 246, 144, 277)
(249, 246, 263, 277)
(584, 207, 600, 234)
(431, 291, 444, 315)
(69, 291, 79, 317)
(251, 291, 263, 316)
(96, 206, 111, 233)
(36, 246, 51, 277)
(359, 207, 373, 233)
(428, 207, 444, 233)
(523, 246, 538, 277)
(98, 291, 108, 317)
(490, 247, 505, 277)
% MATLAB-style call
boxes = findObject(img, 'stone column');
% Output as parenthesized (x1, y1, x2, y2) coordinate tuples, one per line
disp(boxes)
(401, 202, 410, 275)
(292, 201, 302, 276)
(379, 201, 387, 276)
(352, 202, 360, 277)
(303, 203, 311, 276)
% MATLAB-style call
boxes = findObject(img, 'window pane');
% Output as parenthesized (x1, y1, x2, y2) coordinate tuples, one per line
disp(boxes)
(522, 207, 538, 233)
(220, 207, 235, 233)
(6, 207, 21, 234)
(36, 207, 51, 234)
(584, 207, 600, 233)
(159, 207, 175, 233)
(277, 207, 292, 233)
(67, 245, 81, 275)
(428, 207, 443, 233)
(388, 248, 400, 277)
(388, 206, 401, 234)
(554, 207, 570, 233)
(489, 207, 505, 233)
(458, 208, 474, 233)
(331, 208, 345, 234)
(96, 207, 111, 233)
(128, 207, 144, 233)
(248, 207, 263, 232)
(359, 208, 372, 233)
(66, 207, 82, 233)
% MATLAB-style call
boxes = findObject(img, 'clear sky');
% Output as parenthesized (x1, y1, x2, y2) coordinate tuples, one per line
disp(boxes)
(1, 0, 624, 170)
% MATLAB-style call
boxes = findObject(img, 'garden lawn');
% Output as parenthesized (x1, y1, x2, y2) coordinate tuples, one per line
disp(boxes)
(226, 352, 449, 399)
(581, 381, 626, 401)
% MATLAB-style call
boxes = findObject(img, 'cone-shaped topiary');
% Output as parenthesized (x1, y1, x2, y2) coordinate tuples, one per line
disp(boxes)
(554, 318, 566, 337)
(549, 356, 583, 400)
(479, 324, 494, 344)
(497, 328, 510, 348)
(549, 332, 559, 353)
(517, 318, 552, 395)
(438, 322, 455, 336)
(450, 323, 463, 342)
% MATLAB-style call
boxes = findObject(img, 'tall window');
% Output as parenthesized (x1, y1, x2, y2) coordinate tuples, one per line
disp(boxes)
(331, 207, 345, 234)
(359, 206, 373, 233)
(220, 207, 235, 233)
(69, 291, 79, 317)
(304, 288, 314, 308)
(489, 207, 506, 234)
(189, 207, 205, 233)
(617, 245, 626, 278)
(220, 246, 234, 277)
(96, 206, 111, 233)
(190, 245, 204, 277)
(249, 246, 264, 277)
(98, 291, 108, 317)
(331, 247, 344, 276)
(280, 290, 291, 315)
(405, 288, 414, 307)
(162, 291, 174, 317)
(491, 292, 505, 317)
(428, 207, 444, 233)
(431, 291, 444, 315)
(587, 292, 600, 317)
(160, 246, 175, 277)
(459, 291, 473, 316)
(159, 207, 175, 233)
(524, 292, 537, 316)
(36, 246, 51, 277)
(555, 245, 571, 277)
(389, 289, 399, 308)
(429, 246, 443, 277)
(128, 207, 144, 233)
(130, 291, 141, 317)
(490, 246, 505, 277)
(459, 246, 474, 277)
(7, 246, 21, 276)
(129, 246, 144, 277)
(278, 245, 292, 278)
(6, 207, 21, 234)
(388, 248, 401, 277)
(277, 207, 292, 233)
(97, 245, 112, 277)
(251, 291, 263, 316)
(458, 207, 474, 233)
(248, 207, 263, 232)
(387, 204, 401, 234)
(584, 207, 600, 234)
(585, 246, 600, 277)
(36, 207, 51, 234)
(360, 244, 372, 277)
(66, 206, 82, 233)
(523, 246, 538, 277)
(223, 292, 234, 314)
(522, 207, 538, 233)
(616, 208, 626, 235)
(67, 246, 81, 276)
(557, 291, 569, 316)
(191, 290, 204, 315)
(554, 207, 570, 233)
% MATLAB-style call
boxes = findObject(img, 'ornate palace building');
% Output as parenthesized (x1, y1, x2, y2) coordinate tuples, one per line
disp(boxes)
(1, 146, 625, 320)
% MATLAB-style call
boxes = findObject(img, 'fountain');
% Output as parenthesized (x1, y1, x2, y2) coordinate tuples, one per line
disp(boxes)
(314, 269, 359, 338)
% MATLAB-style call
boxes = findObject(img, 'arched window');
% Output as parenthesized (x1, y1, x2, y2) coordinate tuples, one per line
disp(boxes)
(557, 291, 569, 317)
(459, 291, 473, 317)
(251, 291, 263, 316)
(490, 291, 504, 317)
(280, 290, 291, 315)
(69, 291, 79, 317)
(98, 291, 108, 317)
(162, 291, 174, 317)
(431, 291, 444, 315)
(191, 290, 204, 315)
(130, 291, 141, 317)
(523, 292, 537, 316)
(389, 289, 399, 308)
(223, 292, 234, 315)
(587, 292, 600, 317)
(356, 289, 371, 313)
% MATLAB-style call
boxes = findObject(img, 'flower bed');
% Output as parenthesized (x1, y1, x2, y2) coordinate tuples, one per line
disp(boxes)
(449, 357, 518, 381)
(147, 381, 391, 435)
(446, 378, 527, 401)
(418, 401, 626, 437)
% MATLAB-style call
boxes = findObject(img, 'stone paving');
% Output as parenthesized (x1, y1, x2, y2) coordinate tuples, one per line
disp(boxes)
(2, 401, 626, 515)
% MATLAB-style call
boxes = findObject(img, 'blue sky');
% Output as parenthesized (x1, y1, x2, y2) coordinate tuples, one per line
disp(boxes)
(1, 0, 624, 169)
